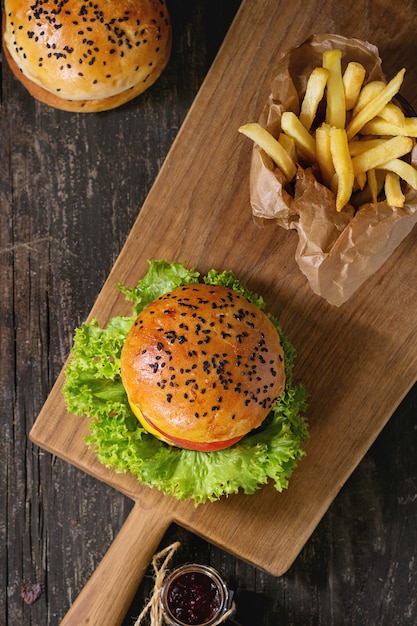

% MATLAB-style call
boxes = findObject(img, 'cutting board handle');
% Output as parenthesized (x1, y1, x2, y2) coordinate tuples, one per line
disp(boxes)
(61, 501, 169, 626)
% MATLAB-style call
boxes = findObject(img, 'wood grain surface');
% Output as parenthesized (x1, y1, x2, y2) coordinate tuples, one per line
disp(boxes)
(2, 0, 417, 625)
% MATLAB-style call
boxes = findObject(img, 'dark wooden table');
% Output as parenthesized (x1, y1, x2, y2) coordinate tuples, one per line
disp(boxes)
(1, 1, 417, 624)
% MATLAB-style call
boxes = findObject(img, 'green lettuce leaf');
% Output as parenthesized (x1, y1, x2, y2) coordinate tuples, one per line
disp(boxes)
(63, 260, 308, 505)
(118, 259, 200, 315)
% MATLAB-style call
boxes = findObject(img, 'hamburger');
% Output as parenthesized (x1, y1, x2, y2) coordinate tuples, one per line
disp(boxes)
(121, 283, 286, 452)
(2, 0, 172, 112)
(63, 261, 308, 503)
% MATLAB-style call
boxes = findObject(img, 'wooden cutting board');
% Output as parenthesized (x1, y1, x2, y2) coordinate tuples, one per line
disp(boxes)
(30, 0, 417, 623)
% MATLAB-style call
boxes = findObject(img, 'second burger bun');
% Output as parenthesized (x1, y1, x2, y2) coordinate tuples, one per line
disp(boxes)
(2, 0, 172, 112)
(121, 283, 286, 452)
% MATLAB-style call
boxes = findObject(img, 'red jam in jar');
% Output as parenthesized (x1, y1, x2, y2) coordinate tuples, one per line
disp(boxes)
(160, 564, 230, 626)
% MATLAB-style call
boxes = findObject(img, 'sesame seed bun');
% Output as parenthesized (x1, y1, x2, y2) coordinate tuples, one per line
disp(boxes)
(2, 0, 172, 112)
(120, 283, 286, 451)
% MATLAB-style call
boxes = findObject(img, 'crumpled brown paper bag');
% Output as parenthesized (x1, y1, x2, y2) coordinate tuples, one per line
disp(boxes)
(250, 34, 417, 306)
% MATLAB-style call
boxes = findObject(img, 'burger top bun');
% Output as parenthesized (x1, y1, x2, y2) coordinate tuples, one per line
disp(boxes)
(120, 283, 286, 450)
(2, 0, 172, 112)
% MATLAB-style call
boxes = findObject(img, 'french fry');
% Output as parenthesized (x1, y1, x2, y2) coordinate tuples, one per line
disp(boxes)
(351, 170, 386, 207)
(384, 171, 405, 207)
(378, 102, 406, 126)
(281, 111, 316, 162)
(367, 168, 379, 203)
(348, 138, 386, 157)
(351, 136, 413, 176)
(352, 80, 385, 115)
(323, 49, 346, 128)
(346, 68, 406, 140)
(279, 132, 297, 161)
(377, 158, 417, 189)
(315, 123, 335, 188)
(329, 127, 354, 211)
(343, 61, 366, 110)
(360, 117, 417, 137)
(356, 171, 367, 191)
(299, 67, 329, 130)
(238, 123, 297, 181)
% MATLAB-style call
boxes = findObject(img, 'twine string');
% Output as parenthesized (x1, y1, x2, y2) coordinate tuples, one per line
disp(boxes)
(134, 541, 181, 626)
(133, 541, 236, 625)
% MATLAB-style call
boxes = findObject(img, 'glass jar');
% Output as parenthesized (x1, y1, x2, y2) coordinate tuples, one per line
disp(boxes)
(160, 563, 232, 626)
